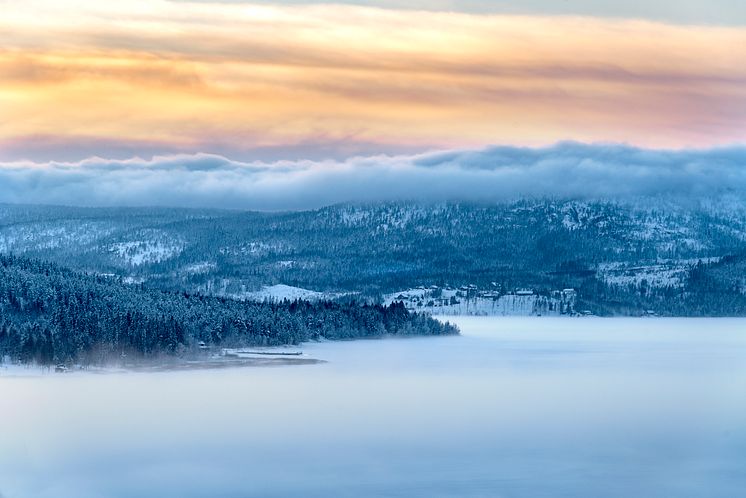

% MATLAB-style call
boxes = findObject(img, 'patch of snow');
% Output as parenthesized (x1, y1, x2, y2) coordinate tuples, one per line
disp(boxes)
(220, 241, 288, 256)
(122, 276, 146, 285)
(111, 240, 183, 266)
(232, 284, 341, 302)
(597, 258, 722, 290)
(182, 262, 217, 274)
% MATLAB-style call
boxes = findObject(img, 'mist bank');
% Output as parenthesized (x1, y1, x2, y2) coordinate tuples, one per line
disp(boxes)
(2, 142, 746, 210)
(3, 317, 746, 498)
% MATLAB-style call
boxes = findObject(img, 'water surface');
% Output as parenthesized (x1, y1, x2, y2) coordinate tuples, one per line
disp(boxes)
(2, 317, 745, 497)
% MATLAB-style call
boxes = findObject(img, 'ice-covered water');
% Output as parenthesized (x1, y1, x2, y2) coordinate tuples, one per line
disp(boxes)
(2, 317, 746, 498)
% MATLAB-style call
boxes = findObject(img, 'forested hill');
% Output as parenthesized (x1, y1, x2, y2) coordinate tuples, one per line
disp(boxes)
(3, 198, 746, 315)
(0, 255, 456, 365)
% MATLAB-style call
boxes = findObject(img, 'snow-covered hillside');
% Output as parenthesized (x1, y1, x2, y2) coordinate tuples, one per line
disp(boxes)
(1, 198, 745, 315)
(111, 240, 183, 266)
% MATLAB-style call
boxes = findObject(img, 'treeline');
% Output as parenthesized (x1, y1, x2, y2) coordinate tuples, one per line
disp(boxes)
(0, 255, 457, 365)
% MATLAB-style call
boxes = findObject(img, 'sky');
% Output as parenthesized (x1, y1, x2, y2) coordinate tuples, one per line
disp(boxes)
(1, 0, 745, 207)
(194, 1, 746, 26)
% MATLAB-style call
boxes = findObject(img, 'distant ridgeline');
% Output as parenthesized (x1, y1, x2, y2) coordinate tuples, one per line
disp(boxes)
(0, 256, 456, 365)
(1, 199, 746, 316)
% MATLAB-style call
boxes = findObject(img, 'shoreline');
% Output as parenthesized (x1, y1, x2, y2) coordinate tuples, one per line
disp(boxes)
(0, 356, 326, 377)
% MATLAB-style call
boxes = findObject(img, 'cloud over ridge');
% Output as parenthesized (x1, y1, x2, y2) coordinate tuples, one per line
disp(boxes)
(1, 142, 745, 210)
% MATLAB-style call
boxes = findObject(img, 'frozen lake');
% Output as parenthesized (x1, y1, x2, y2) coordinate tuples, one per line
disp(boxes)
(2, 317, 746, 498)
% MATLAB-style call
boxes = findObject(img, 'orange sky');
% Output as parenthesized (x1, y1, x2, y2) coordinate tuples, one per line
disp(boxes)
(1, 0, 745, 160)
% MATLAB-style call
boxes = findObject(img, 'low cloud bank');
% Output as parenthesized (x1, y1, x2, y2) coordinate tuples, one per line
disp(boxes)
(1, 142, 745, 210)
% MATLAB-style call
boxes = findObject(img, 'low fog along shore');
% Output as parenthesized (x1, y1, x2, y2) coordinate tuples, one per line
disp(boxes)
(2, 317, 746, 498)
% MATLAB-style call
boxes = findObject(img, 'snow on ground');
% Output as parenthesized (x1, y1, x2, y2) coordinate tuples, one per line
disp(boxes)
(220, 241, 288, 256)
(0, 222, 116, 253)
(181, 262, 217, 274)
(598, 258, 723, 289)
(233, 284, 340, 302)
(122, 276, 146, 285)
(111, 240, 183, 266)
(600, 265, 687, 288)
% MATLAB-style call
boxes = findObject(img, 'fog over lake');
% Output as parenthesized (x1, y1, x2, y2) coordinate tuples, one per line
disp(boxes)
(2, 317, 746, 498)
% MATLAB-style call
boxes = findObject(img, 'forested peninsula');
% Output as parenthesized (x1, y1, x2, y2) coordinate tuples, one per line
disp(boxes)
(0, 255, 457, 366)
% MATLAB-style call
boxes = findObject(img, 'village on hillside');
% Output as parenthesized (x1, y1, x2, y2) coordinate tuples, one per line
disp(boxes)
(383, 285, 578, 316)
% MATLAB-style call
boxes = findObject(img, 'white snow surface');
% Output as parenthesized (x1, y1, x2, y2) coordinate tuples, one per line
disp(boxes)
(181, 262, 217, 274)
(598, 258, 723, 289)
(111, 240, 183, 266)
(233, 284, 341, 302)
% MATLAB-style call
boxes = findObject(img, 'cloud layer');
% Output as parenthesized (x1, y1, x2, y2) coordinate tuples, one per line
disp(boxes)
(1, 0, 745, 162)
(1, 142, 745, 210)
(187, 1, 746, 26)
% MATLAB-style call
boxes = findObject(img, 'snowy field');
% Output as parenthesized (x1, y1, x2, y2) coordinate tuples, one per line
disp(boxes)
(1, 317, 746, 498)
(233, 283, 331, 302)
